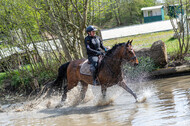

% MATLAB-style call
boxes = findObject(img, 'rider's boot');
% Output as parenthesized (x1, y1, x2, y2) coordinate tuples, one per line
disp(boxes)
(92, 69, 98, 86)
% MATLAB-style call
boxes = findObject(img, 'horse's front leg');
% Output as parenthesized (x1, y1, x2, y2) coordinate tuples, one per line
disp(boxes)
(118, 81, 137, 102)
(80, 81, 88, 102)
(101, 85, 107, 99)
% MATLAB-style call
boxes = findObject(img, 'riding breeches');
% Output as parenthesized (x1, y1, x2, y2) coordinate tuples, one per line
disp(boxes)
(88, 56, 98, 73)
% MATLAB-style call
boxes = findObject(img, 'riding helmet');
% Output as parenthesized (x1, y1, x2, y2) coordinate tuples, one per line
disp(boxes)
(86, 25, 97, 33)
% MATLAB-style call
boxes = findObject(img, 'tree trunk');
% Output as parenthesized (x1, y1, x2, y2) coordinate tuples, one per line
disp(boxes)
(57, 34, 73, 61)
(79, 31, 87, 58)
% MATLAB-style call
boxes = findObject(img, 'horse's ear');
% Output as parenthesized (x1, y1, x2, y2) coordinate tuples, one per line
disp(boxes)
(126, 40, 129, 47)
(130, 40, 133, 45)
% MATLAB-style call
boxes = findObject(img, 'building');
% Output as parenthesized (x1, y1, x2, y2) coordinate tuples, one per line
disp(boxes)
(167, 4, 184, 18)
(141, 5, 164, 23)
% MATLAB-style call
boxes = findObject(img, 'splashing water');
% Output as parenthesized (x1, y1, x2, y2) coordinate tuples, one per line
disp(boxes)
(91, 85, 124, 106)
(137, 86, 155, 103)
(95, 97, 114, 106)
(1, 82, 146, 112)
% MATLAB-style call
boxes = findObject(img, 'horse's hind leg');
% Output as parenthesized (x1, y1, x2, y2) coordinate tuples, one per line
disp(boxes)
(79, 81, 88, 102)
(61, 79, 79, 102)
(119, 81, 137, 101)
(55, 81, 77, 108)
(101, 85, 107, 99)
(61, 83, 68, 102)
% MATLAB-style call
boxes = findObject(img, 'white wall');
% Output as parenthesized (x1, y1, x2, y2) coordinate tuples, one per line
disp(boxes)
(143, 9, 162, 17)
(152, 9, 162, 16)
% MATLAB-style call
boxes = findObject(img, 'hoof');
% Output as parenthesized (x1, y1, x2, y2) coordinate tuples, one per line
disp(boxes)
(135, 99, 139, 103)
(136, 96, 147, 103)
(102, 95, 106, 99)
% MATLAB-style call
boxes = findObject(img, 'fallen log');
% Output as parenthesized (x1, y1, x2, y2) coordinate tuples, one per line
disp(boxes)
(150, 65, 190, 78)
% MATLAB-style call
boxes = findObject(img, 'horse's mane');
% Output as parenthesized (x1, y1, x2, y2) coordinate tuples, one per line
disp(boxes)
(105, 42, 125, 57)
(100, 42, 125, 70)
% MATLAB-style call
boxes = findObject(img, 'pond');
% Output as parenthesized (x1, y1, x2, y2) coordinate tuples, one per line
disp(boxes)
(0, 75, 190, 126)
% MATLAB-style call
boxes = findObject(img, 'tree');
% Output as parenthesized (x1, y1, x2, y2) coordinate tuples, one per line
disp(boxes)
(166, 0, 190, 60)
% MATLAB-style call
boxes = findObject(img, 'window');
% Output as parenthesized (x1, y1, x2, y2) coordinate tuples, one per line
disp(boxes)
(148, 11, 153, 17)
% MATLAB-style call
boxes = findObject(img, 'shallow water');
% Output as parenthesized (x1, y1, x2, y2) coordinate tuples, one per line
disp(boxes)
(0, 75, 190, 126)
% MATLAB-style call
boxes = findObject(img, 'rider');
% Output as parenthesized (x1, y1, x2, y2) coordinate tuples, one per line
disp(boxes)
(84, 25, 107, 86)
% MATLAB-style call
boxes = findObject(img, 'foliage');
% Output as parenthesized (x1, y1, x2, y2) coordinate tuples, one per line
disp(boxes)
(91, 0, 156, 28)
(0, 0, 163, 93)
(184, 56, 190, 61)
(123, 56, 157, 82)
(165, 0, 190, 60)
(0, 72, 6, 88)
(0, 0, 40, 43)
(0, 62, 58, 93)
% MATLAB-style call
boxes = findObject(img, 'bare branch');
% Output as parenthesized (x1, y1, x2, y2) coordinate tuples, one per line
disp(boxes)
(70, 0, 84, 20)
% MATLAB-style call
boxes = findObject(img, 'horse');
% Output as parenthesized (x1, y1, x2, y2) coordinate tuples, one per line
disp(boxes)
(46, 40, 139, 103)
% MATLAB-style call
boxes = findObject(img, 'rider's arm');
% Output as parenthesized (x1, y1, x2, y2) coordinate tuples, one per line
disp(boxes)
(99, 37, 107, 52)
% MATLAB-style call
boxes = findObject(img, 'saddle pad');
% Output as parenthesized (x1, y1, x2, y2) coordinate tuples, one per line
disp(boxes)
(80, 60, 92, 76)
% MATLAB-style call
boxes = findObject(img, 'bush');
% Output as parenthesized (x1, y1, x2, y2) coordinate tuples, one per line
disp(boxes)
(123, 57, 157, 82)
(0, 72, 7, 88)
(0, 62, 59, 94)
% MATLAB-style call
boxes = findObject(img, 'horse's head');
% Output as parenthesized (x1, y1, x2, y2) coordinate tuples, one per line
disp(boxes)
(122, 40, 138, 66)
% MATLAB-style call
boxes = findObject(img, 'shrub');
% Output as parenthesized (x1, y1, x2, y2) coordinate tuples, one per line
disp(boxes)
(0, 61, 59, 94)
(123, 56, 157, 82)
(0, 72, 7, 88)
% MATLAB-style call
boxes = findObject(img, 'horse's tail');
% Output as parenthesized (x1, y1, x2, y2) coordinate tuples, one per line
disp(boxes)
(54, 61, 70, 87)
(38, 62, 70, 98)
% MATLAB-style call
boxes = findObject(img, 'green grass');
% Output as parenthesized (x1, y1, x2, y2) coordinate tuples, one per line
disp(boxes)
(184, 56, 190, 61)
(104, 30, 179, 55)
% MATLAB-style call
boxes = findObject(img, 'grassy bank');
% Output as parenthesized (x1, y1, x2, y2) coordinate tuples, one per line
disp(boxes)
(104, 30, 179, 55)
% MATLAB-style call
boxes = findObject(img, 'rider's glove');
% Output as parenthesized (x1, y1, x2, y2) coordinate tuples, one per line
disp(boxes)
(105, 48, 108, 52)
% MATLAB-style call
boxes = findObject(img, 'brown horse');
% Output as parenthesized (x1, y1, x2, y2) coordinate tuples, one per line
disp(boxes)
(49, 40, 139, 103)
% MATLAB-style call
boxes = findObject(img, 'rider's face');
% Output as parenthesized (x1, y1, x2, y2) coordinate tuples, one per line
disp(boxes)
(89, 31, 96, 37)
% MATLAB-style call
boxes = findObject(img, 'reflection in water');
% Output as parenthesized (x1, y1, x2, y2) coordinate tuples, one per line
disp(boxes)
(0, 75, 190, 126)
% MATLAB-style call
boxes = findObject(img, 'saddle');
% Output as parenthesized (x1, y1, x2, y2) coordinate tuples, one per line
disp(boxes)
(80, 55, 104, 76)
